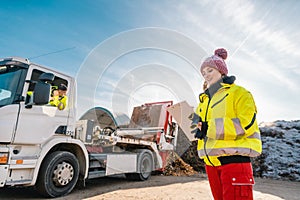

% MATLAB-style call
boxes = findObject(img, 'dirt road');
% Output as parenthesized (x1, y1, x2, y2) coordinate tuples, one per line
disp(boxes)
(0, 174, 299, 200)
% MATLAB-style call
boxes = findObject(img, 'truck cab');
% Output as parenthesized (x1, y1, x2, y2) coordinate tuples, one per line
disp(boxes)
(0, 57, 76, 143)
(0, 57, 89, 197)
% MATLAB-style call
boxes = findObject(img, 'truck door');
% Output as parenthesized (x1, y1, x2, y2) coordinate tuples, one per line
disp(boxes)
(13, 69, 70, 144)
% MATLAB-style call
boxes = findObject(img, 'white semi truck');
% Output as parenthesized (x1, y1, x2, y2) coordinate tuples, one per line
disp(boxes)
(0, 57, 180, 197)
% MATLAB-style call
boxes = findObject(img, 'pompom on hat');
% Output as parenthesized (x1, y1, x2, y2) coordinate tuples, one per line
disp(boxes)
(200, 48, 228, 75)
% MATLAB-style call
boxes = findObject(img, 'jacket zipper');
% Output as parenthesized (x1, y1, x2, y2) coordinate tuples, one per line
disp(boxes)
(203, 97, 214, 166)
(204, 98, 211, 122)
(203, 86, 229, 167)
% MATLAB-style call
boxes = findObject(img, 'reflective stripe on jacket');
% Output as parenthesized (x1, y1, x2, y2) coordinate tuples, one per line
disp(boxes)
(196, 82, 262, 166)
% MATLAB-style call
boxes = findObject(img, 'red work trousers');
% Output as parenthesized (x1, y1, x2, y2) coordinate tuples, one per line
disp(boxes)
(206, 163, 254, 200)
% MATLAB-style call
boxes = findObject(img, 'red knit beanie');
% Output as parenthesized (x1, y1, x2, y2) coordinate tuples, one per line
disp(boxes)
(200, 48, 228, 75)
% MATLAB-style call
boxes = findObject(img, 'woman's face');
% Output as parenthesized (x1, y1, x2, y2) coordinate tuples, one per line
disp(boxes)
(201, 67, 222, 86)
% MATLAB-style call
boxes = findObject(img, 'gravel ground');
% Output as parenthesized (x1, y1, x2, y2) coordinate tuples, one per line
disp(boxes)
(0, 173, 299, 200)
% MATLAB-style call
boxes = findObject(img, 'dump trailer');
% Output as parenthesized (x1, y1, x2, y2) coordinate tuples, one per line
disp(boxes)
(0, 57, 179, 197)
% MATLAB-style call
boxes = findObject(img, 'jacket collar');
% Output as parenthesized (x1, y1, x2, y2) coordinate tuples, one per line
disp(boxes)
(204, 75, 236, 98)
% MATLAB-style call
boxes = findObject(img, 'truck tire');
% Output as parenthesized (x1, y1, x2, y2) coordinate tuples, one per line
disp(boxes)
(36, 151, 79, 197)
(125, 150, 153, 181)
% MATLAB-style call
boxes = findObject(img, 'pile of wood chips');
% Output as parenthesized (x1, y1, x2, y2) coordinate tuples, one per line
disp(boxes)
(163, 151, 197, 176)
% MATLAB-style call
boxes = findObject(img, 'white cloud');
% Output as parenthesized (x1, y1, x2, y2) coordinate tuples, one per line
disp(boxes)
(218, 1, 300, 57)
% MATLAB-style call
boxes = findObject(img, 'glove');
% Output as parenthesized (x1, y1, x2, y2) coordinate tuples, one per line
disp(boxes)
(191, 128, 204, 139)
(191, 121, 208, 140)
(189, 113, 202, 131)
(188, 113, 202, 126)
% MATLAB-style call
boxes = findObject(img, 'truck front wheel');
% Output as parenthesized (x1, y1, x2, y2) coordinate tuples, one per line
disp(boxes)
(36, 151, 79, 197)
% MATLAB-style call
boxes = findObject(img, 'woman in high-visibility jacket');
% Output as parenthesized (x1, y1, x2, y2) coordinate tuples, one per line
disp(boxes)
(195, 48, 262, 200)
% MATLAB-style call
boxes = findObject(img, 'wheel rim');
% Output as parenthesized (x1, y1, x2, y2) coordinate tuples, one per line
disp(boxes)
(141, 156, 151, 178)
(53, 161, 74, 186)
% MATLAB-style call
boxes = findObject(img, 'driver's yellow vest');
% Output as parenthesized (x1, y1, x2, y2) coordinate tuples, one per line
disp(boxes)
(49, 95, 67, 110)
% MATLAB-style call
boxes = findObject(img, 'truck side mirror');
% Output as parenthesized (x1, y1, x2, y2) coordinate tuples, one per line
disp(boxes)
(33, 81, 51, 105)
(32, 73, 54, 105)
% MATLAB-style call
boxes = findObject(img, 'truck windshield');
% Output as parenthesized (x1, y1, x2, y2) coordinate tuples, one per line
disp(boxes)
(0, 65, 27, 107)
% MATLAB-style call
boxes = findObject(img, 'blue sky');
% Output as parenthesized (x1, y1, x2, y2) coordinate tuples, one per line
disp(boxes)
(1, 0, 300, 122)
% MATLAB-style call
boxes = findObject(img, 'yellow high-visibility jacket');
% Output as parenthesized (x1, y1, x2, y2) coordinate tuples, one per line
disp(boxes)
(196, 80, 262, 166)
(49, 95, 67, 110)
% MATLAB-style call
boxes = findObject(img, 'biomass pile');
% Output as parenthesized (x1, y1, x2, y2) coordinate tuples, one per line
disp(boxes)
(163, 151, 197, 176)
